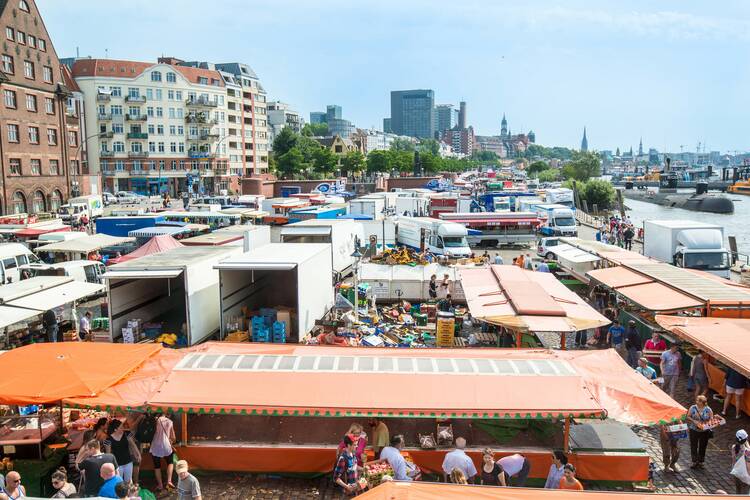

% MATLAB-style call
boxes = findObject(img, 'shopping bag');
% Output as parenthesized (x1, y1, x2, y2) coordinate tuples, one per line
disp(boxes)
(730, 455, 750, 486)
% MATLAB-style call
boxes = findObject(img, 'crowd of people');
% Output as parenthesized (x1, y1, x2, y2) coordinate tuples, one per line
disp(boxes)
(596, 215, 639, 250)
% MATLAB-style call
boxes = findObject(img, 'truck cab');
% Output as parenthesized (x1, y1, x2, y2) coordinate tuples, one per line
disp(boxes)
(0, 243, 40, 284)
(432, 224, 472, 258)
(536, 205, 578, 237)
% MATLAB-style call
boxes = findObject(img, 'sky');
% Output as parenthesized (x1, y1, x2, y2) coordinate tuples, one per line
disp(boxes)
(38, 0, 750, 153)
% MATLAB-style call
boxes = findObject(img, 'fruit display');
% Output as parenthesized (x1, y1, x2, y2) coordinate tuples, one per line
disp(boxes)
(701, 415, 726, 430)
(155, 333, 178, 346)
(364, 462, 394, 486)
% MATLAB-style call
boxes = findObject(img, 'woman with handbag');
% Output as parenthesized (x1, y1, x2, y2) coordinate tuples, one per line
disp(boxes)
(686, 395, 714, 469)
(730, 429, 750, 494)
(103, 419, 136, 484)
(151, 414, 177, 492)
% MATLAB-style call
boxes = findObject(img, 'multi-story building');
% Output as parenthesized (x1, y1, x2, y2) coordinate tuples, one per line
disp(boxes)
(390, 89, 435, 139)
(326, 105, 341, 122)
(382, 118, 392, 133)
(351, 128, 416, 154)
(308, 104, 355, 138)
(474, 135, 507, 158)
(0, 0, 87, 215)
(310, 111, 326, 124)
(435, 104, 457, 136)
(267, 100, 302, 143)
(72, 57, 236, 195)
(441, 127, 474, 157)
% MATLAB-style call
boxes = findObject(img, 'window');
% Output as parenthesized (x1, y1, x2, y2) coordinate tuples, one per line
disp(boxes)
(110, 86, 122, 97)
(31, 190, 45, 213)
(115, 160, 124, 171)
(42, 66, 52, 83)
(156, 107, 163, 118)
(128, 87, 139, 98)
(151, 71, 162, 82)
(113, 141, 125, 152)
(3, 89, 16, 108)
(146, 88, 153, 100)
(46, 128, 57, 145)
(167, 90, 174, 100)
(177, 126, 184, 135)
(11, 191, 25, 214)
(68, 131, 78, 146)
(168, 108, 175, 119)
(27, 35, 35, 48)
(198, 77, 208, 85)
(112, 123, 124, 134)
(23, 60, 34, 79)
(25, 94, 36, 112)
(148, 142, 155, 153)
(131, 142, 142, 153)
(158, 142, 165, 153)
(2, 54, 14, 74)
(175, 90, 182, 100)
(16, 31, 25, 44)
(100, 141, 107, 152)
(155, 89, 162, 100)
(70, 160, 79, 175)
(44, 97, 54, 114)
(157, 125, 164, 135)
(49, 159, 59, 175)
(38, 39, 46, 51)
(111, 105, 123, 115)
(128, 106, 140, 116)
(169, 125, 176, 135)
(19, 0, 30, 12)
(176, 108, 183, 119)
(179, 142, 185, 153)
(8, 159, 20, 175)
(147, 124, 155, 134)
(166, 72, 176, 83)
(7, 124, 18, 142)
(170, 142, 177, 153)
(50, 190, 62, 211)
(5, 27, 13, 40)
(30, 158, 40, 174)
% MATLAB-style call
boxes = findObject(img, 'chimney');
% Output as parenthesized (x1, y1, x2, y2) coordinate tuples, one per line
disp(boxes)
(458, 101, 467, 129)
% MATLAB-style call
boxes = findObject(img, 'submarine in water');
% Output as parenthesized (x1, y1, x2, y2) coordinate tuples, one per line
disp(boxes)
(620, 160, 734, 214)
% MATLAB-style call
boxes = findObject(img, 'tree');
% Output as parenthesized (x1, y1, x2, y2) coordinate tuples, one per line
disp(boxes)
(296, 135, 323, 165)
(417, 139, 440, 156)
(472, 151, 498, 162)
(537, 169, 560, 183)
(301, 122, 329, 137)
(276, 147, 306, 179)
(312, 147, 338, 175)
(341, 151, 365, 176)
(388, 150, 414, 172)
(272, 127, 298, 156)
(527, 160, 549, 176)
(582, 179, 616, 209)
(366, 150, 390, 174)
(561, 151, 601, 181)
(420, 152, 443, 173)
(390, 138, 416, 152)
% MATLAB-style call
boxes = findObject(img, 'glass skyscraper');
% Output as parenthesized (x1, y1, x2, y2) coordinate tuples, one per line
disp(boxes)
(390, 89, 435, 139)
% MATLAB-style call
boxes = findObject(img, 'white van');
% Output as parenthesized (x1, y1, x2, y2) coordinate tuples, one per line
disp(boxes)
(0, 243, 40, 284)
(19, 260, 107, 284)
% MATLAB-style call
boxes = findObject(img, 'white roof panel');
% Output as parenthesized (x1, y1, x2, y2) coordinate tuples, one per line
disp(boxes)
(3, 281, 104, 311)
(103, 269, 183, 280)
(36, 234, 134, 253)
(214, 243, 330, 269)
(0, 305, 42, 329)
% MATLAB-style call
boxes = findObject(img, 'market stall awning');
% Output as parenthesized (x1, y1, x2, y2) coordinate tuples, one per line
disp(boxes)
(0, 343, 161, 405)
(358, 481, 718, 500)
(14, 225, 70, 237)
(0, 305, 42, 329)
(587, 266, 652, 289)
(460, 265, 609, 332)
(108, 234, 183, 264)
(656, 315, 750, 379)
(1, 280, 104, 312)
(142, 343, 605, 418)
(35, 233, 134, 254)
(127, 226, 189, 238)
(103, 269, 183, 280)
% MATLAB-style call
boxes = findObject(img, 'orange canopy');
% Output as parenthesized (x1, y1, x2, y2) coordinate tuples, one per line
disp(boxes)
(0, 343, 161, 405)
(358, 482, 737, 500)
(656, 315, 750, 379)
(460, 265, 609, 332)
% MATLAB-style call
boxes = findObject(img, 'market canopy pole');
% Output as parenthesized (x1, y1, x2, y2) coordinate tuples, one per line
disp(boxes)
(563, 416, 571, 454)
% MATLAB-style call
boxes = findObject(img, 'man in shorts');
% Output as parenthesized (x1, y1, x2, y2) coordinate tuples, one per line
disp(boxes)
(723, 368, 749, 419)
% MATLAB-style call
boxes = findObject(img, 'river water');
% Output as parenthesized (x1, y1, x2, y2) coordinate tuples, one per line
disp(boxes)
(621, 190, 750, 257)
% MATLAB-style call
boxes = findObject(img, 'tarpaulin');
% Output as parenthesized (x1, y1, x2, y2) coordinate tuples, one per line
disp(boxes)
(0, 343, 161, 405)
(108, 234, 182, 264)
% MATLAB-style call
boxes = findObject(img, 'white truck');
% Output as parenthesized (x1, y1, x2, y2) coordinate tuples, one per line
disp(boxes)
(544, 188, 575, 209)
(395, 217, 472, 258)
(58, 195, 104, 224)
(395, 196, 430, 217)
(643, 220, 731, 279)
(535, 204, 578, 237)
(280, 219, 364, 281)
(19, 260, 107, 284)
(349, 196, 386, 219)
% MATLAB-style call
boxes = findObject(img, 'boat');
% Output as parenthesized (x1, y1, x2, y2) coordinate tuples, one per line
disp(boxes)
(621, 168, 733, 214)
(728, 180, 750, 195)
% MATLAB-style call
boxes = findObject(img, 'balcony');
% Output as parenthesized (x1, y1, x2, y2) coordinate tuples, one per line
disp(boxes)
(200, 132, 220, 140)
(125, 95, 147, 103)
(98, 132, 114, 139)
(125, 114, 147, 121)
(128, 151, 149, 158)
(100, 151, 114, 157)
(186, 97, 218, 108)
(188, 151, 215, 159)
(98, 113, 112, 121)
(97, 94, 111, 102)
(126, 132, 149, 139)
(185, 113, 217, 125)
(186, 134, 200, 141)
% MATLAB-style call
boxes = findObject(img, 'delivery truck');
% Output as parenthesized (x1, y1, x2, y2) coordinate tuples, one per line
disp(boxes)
(395, 217, 472, 258)
(58, 195, 104, 225)
(643, 220, 731, 278)
(534, 204, 578, 237)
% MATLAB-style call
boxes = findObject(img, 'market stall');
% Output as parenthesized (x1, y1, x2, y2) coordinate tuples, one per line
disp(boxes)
(35, 233, 135, 262)
(359, 263, 464, 303)
(180, 224, 270, 249)
(656, 315, 750, 417)
(460, 265, 609, 348)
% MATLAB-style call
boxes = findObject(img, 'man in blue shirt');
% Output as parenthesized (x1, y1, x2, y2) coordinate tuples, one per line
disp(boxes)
(607, 320, 625, 355)
(636, 357, 657, 381)
(98, 463, 123, 498)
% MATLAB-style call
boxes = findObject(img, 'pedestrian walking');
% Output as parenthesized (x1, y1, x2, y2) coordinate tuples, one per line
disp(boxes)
(428, 274, 438, 301)
(103, 419, 135, 484)
(722, 367, 748, 420)
(690, 350, 709, 397)
(176, 460, 202, 500)
(660, 343, 682, 399)
(151, 414, 176, 492)
(625, 321, 641, 368)
(607, 320, 626, 357)
(687, 395, 714, 468)
(43, 308, 59, 343)
(659, 425, 680, 472)
(333, 435, 361, 495)
(730, 429, 750, 494)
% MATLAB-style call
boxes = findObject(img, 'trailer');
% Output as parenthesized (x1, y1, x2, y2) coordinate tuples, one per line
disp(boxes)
(395, 217, 472, 258)
(349, 196, 386, 220)
(103, 245, 241, 344)
(439, 212, 543, 247)
(95, 215, 165, 237)
(643, 220, 730, 278)
(214, 243, 334, 342)
(280, 219, 363, 281)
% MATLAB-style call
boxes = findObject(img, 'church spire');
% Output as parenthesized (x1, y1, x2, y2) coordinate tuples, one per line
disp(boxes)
(580, 127, 588, 152)
(638, 137, 643, 156)
(501, 113, 508, 139)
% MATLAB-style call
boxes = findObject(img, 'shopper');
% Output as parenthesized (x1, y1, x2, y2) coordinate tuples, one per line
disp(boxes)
(78, 311, 92, 340)
(77, 439, 119, 497)
(104, 419, 135, 484)
(442, 437, 477, 482)
(687, 395, 714, 468)
(636, 357, 657, 382)
(690, 351, 709, 397)
(333, 435, 361, 495)
(731, 429, 750, 494)
(497, 453, 530, 487)
(428, 275, 438, 300)
(380, 435, 420, 481)
(643, 331, 667, 366)
(537, 260, 550, 273)
(43, 308, 59, 343)
(523, 253, 533, 270)
(337, 423, 368, 466)
(439, 274, 451, 299)
(559, 464, 584, 490)
(115, 482, 131, 500)
(50, 467, 76, 498)
(98, 463, 123, 498)
(125, 412, 145, 486)
(480, 449, 506, 486)
(544, 450, 568, 488)
(369, 418, 389, 458)
(437, 294, 453, 313)
(623, 225, 635, 250)
(660, 343, 682, 399)
(607, 320, 625, 356)
(659, 425, 680, 472)
(151, 414, 177, 492)
(624, 321, 641, 368)
(1, 472, 24, 499)
(722, 367, 748, 420)
(449, 468, 468, 485)
(494, 254, 503, 265)
(176, 460, 202, 500)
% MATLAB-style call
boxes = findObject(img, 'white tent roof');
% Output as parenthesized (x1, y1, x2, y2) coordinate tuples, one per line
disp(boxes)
(36, 234, 134, 253)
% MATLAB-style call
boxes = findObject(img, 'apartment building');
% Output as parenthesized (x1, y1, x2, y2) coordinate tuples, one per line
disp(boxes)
(72, 57, 241, 195)
(267, 100, 302, 143)
(0, 0, 87, 215)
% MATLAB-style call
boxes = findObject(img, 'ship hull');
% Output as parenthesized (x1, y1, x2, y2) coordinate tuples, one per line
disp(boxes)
(621, 191, 734, 214)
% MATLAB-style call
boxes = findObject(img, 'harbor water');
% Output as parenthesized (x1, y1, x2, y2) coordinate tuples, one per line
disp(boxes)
(622, 190, 750, 259)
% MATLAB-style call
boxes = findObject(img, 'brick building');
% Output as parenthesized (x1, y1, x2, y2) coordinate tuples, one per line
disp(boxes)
(0, 0, 86, 215)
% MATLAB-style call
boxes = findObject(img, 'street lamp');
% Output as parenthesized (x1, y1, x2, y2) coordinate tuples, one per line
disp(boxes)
(73, 131, 110, 198)
(350, 247, 363, 322)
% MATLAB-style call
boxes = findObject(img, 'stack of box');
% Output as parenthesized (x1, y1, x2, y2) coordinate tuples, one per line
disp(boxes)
(272, 321, 286, 343)
(251, 316, 269, 342)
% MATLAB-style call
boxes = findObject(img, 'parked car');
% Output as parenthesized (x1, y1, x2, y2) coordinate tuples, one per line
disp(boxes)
(102, 192, 117, 206)
(537, 237, 560, 260)
(115, 191, 145, 203)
